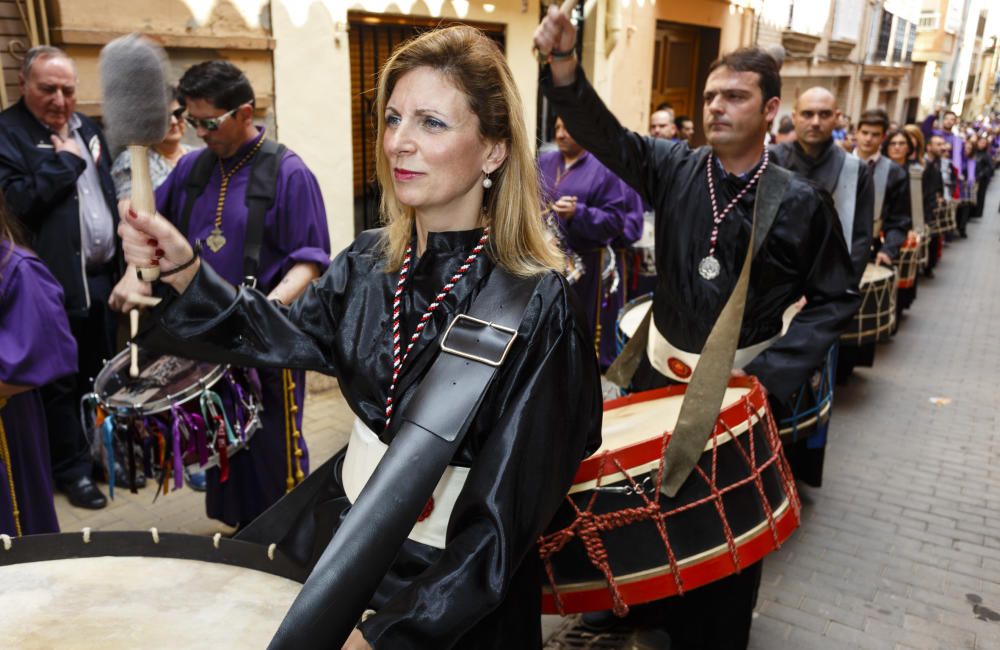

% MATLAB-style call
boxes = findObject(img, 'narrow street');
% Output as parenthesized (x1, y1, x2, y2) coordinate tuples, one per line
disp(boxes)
(57, 184, 1000, 650)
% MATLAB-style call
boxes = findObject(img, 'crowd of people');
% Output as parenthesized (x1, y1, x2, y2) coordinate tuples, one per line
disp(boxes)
(0, 16, 998, 650)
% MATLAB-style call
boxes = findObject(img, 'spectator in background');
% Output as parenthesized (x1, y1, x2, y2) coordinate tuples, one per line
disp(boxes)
(774, 114, 796, 144)
(650, 108, 677, 140)
(973, 134, 994, 218)
(0, 195, 78, 536)
(0, 46, 120, 510)
(674, 115, 694, 144)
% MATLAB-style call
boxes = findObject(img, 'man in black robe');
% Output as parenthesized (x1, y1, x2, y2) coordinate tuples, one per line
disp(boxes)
(854, 108, 911, 268)
(771, 87, 874, 287)
(837, 108, 912, 373)
(923, 135, 946, 277)
(535, 10, 859, 649)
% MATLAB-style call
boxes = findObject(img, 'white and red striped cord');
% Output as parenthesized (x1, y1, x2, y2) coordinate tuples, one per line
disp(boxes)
(384, 227, 491, 426)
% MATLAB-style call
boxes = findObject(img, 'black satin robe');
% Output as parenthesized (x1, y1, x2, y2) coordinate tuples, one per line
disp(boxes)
(540, 69, 859, 406)
(875, 158, 912, 261)
(138, 228, 603, 649)
(770, 140, 874, 285)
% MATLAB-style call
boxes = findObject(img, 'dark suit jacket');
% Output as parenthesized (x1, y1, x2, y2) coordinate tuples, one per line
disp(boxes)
(0, 99, 119, 316)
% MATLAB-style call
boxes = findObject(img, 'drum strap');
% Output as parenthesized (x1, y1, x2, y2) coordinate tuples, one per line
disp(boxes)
(833, 154, 860, 254)
(908, 163, 926, 231)
(260, 266, 541, 650)
(871, 157, 890, 236)
(178, 139, 287, 283)
(660, 164, 791, 497)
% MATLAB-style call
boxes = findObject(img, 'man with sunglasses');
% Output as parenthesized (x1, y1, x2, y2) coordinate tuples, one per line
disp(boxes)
(112, 60, 331, 532)
(0, 45, 121, 511)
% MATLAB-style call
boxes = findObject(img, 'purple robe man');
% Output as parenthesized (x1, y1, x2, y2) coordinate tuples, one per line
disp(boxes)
(922, 112, 964, 173)
(0, 239, 78, 536)
(153, 125, 331, 527)
(539, 117, 643, 370)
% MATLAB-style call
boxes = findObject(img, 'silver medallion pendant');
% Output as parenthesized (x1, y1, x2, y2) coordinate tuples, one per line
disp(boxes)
(698, 255, 721, 280)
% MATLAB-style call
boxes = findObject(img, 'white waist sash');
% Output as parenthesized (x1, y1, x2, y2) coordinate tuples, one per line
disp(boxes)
(647, 302, 801, 383)
(342, 417, 468, 550)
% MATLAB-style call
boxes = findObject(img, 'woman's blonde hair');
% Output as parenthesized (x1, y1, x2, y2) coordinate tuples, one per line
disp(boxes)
(903, 124, 925, 160)
(374, 25, 561, 276)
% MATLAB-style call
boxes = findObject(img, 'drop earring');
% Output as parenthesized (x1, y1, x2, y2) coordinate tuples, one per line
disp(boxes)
(482, 171, 493, 189)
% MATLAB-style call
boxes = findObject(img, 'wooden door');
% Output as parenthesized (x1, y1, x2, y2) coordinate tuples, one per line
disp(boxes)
(651, 23, 700, 120)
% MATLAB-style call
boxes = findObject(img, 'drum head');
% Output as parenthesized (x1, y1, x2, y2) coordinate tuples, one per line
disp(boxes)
(94, 348, 227, 414)
(0, 532, 305, 649)
(861, 262, 895, 285)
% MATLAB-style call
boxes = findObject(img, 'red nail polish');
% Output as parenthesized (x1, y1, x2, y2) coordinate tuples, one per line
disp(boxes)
(128, 208, 138, 219)
(148, 238, 158, 246)
(155, 248, 165, 257)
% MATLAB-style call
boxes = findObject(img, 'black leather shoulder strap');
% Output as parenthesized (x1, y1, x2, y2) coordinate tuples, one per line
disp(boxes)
(243, 139, 286, 281)
(178, 148, 216, 238)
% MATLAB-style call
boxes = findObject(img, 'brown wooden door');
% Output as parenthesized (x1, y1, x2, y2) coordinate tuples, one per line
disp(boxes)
(651, 23, 700, 121)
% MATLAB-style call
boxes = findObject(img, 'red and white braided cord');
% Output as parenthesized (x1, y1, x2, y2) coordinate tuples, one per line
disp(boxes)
(384, 227, 491, 426)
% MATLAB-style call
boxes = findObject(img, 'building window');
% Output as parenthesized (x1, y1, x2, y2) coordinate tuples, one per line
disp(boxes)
(892, 18, 907, 63)
(875, 11, 893, 62)
(905, 23, 916, 61)
(918, 10, 938, 30)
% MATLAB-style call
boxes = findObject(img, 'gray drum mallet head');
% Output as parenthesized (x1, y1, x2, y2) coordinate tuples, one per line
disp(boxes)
(99, 33, 170, 147)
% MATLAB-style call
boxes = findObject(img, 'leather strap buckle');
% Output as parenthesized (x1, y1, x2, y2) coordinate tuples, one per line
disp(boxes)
(440, 314, 517, 367)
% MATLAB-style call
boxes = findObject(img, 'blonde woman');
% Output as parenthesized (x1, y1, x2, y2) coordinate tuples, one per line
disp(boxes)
(118, 26, 601, 650)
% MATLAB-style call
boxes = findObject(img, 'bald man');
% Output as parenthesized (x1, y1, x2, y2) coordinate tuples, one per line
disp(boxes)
(649, 109, 677, 140)
(769, 87, 873, 488)
(771, 87, 873, 287)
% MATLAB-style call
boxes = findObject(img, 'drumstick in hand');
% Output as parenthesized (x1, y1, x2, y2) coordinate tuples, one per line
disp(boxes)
(127, 294, 163, 376)
(100, 34, 170, 376)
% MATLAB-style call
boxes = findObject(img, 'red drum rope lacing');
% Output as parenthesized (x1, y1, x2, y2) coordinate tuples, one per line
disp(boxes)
(538, 391, 799, 617)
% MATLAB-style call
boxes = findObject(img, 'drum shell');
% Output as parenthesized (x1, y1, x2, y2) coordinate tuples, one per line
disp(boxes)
(773, 346, 835, 443)
(840, 264, 897, 347)
(615, 293, 652, 356)
(540, 378, 799, 614)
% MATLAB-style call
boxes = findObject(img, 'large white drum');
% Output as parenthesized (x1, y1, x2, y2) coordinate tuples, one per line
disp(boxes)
(0, 531, 306, 649)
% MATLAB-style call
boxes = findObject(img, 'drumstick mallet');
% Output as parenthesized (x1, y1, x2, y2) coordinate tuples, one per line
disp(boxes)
(99, 34, 171, 377)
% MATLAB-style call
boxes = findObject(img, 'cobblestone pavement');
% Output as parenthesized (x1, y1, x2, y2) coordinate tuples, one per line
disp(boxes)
(60, 184, 1000, 649)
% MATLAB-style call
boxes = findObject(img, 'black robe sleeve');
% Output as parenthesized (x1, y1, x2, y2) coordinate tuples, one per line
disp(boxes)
(880, 162, 912, 260)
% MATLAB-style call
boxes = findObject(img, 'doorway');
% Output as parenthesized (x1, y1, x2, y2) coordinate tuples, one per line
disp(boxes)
(651, 22, 720, 147)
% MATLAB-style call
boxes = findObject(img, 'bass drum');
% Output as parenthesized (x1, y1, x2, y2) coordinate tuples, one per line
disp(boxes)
(539, 377, 800, 615)
(0, 531, 306, 648)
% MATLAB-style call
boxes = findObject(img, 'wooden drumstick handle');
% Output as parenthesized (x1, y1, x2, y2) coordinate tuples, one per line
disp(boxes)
(130, 145, 159, 282)
(129, 308, 140, 377)
(558, 0, 578, 14)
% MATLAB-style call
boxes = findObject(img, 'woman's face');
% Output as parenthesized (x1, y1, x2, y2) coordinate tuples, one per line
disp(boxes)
(163, 100, 185, 145)
(886, 134, 909, 164)
(382, 66, 500, 222)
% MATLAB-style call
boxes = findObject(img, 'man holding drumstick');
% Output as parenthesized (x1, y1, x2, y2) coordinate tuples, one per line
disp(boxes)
(535, 8, 858, 648)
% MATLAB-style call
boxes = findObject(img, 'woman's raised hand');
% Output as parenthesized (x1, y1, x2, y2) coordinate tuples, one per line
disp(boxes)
(117, 200, 199, 294)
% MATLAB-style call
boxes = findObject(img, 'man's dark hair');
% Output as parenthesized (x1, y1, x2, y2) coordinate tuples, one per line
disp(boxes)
(944, 110, 957, 119)
(777, 114, 795, 135)
(708, 47, 781, 105)
(857, 108, 889, 133)
(178, 60, 255, 111)
(655, 101, 673, 112)
(674, 115, 692, 130)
